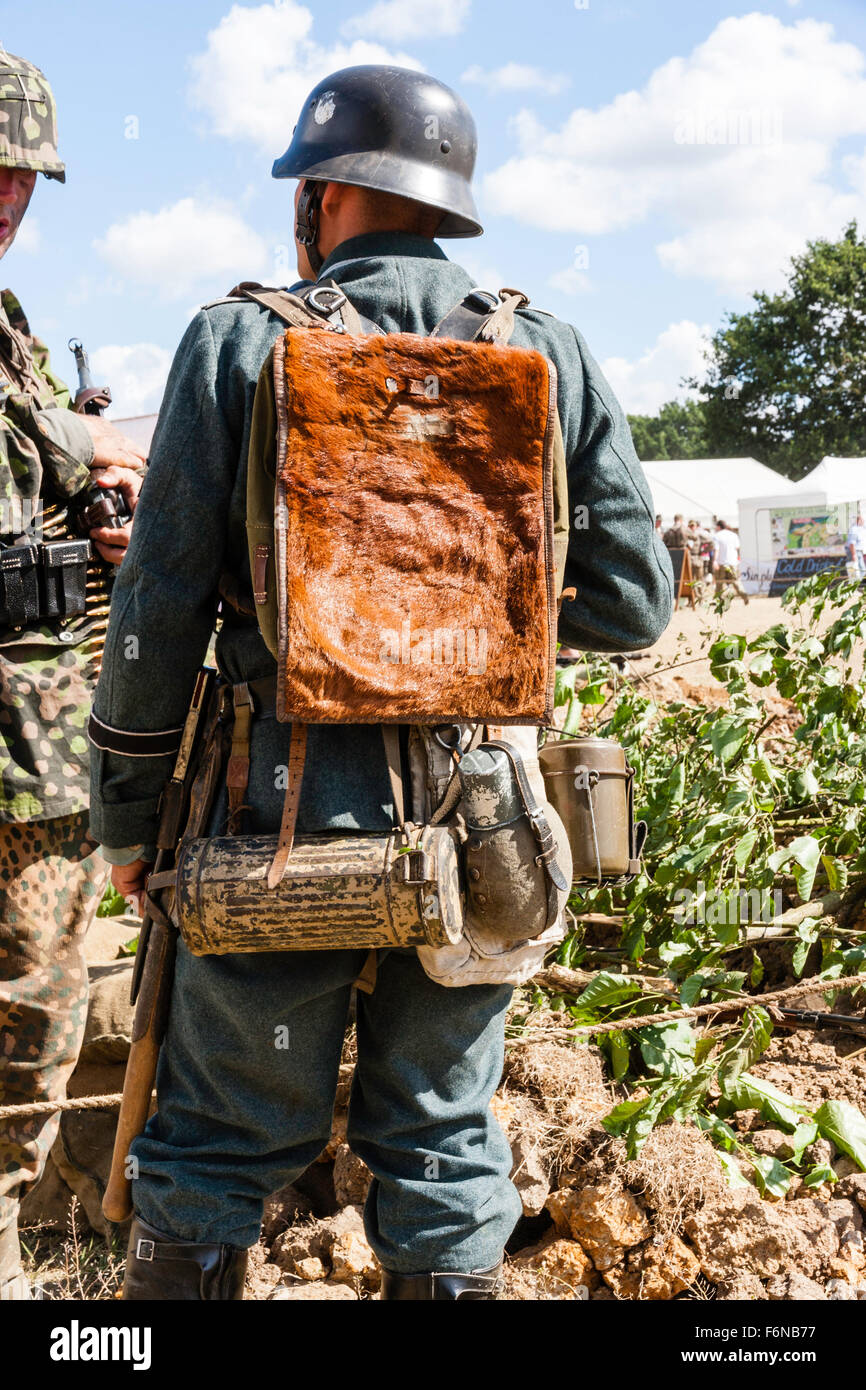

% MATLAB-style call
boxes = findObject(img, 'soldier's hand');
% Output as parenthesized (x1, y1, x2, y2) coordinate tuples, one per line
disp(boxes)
(88, 463, 144, 564)
(79, 413, 147, 472)
(111, 858, 152, 916)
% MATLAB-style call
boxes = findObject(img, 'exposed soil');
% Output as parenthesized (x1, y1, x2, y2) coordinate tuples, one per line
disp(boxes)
(21, 1019, 866, 1302)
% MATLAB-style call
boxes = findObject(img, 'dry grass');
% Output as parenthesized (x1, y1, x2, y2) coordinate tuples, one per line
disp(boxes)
(19, 1200, 124, 1301)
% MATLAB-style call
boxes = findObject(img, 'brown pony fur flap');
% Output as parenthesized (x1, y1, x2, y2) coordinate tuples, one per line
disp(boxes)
(275, 329, 558, 725)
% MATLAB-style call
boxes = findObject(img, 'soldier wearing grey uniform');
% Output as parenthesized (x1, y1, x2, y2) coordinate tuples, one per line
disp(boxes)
(90, 66, 673, 1300)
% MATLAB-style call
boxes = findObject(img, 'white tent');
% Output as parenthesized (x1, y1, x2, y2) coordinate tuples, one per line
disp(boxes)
(738, 457, 866, 593)
(641, 457, 790, 527)
(114, 414, 159, 453)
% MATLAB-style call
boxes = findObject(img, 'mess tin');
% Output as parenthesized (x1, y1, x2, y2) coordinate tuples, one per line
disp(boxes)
(538, 736, 646, 884)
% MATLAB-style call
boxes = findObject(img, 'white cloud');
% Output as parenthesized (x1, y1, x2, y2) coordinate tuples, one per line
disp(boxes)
(484, 14, 866, 294)
(90, 343, 173, 419)
(14, 216, 40, 254)
(601, 320, 710, 416)
(343, 0, 470, 42)
(462, 63, 568, 96)
(94, 198, 270, 300)
(548, 266, 593, 295)
(189, 0, 420, 151)
(454, 249, 507, 295)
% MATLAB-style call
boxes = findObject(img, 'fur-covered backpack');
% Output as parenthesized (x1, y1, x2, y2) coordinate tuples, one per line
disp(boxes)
(202, 279, 574, 986)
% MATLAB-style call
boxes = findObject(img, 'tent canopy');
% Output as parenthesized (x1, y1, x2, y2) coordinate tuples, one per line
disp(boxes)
(113, 414, 158, 452)
(641, 457, 791, 524)
(778, 458, 866, 508)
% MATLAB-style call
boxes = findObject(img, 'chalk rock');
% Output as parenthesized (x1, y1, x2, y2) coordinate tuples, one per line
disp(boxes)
(803, 1139, 835, 1168)
(832, 1157, 861, 1179)
(715, 1274, 766, 1300)
(838, 1173, 866, 1214)
(765, 1273, 827, 1300)
(330, 1229, 380, 1291)
(825, 1278, 860, 1301)
(545, 1187, 580, 1237)
(602, 1236, 700, 1301)
(750, 1129, 796, 1161)
(262, 1185, 315, 1245)
(511, 1235, 597, 1295)
(271, 1282, 358, 1300)
(566, 1183, 652, 1271)
(684, 1191, 839, 1281)
(510, 1135, 550, 1217)
(332, 1144, 372, 1208)
(490, 1092, 517, 1134)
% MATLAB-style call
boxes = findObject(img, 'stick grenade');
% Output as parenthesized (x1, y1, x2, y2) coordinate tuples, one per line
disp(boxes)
(102, 668, 216, 1223)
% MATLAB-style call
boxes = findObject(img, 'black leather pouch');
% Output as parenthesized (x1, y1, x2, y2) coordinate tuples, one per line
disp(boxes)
(0, 542, 40, 627)
(40, 539, 91, 618)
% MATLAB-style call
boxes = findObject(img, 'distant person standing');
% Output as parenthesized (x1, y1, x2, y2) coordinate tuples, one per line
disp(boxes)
(847, 513, 866, 579)
(713, 520, 749, 605)
(655, 514, 663, 534)
(686, 519, 706, 580)
(663, 513, 688, 549)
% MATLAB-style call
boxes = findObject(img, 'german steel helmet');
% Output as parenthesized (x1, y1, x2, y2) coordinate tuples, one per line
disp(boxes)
(273, 65, 482, 237)
(0, 50, 65, 182)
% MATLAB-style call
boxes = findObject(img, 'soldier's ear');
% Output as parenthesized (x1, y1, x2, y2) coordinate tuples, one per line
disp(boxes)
(318, 181, 348, 218)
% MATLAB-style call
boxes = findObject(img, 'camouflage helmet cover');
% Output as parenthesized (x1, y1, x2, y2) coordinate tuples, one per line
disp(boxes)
(0, 49, 65, 182)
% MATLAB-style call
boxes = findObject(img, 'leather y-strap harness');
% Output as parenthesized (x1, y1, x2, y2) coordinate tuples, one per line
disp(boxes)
(219, 281, 535, 889)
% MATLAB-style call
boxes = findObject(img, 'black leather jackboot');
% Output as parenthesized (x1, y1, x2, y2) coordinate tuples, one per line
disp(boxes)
(380, 1259, 503, 1300)
(123, 1216, 248, 1300)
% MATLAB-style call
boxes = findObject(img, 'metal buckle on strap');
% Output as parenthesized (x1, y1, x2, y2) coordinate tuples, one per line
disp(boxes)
(466, 288, 499, 311)
(136, 1239, 155, 1261)
(396, 847, 435, 886)
(306, 286, 348, 326)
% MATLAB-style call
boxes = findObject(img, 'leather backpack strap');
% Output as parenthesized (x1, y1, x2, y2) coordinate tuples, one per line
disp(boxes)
(431, 287, 530, 345)
(267, 723, 308, 888)
(223, 279, 384, 337)
(226, 683, 253, 835)
(381, 724, 406, 828)
(225, 281, 327, 331)
(297, 280, 385, 337)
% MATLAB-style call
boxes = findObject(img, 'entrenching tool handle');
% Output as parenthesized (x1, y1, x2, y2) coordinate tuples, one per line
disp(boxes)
(102, 1036, 159, 1223)
(102, 669, 217, 1224)
(102, 920, 177, 1223)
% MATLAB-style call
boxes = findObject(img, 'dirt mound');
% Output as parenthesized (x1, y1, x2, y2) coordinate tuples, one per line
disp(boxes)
(751, 1033, 866, 1113)
(21, 1030, 866, 1302)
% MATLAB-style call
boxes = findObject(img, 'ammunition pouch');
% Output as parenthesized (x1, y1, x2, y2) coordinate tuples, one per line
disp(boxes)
(173, 824, 464, 955)
(0, 535, 90, 629)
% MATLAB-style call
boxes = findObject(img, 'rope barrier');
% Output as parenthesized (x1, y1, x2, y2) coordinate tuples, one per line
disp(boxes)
(564, 969, 866, 1038)
(1, 971, 864, 1119)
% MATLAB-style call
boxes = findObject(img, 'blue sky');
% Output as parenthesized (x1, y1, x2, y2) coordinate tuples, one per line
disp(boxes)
(3, 0, 866, 418)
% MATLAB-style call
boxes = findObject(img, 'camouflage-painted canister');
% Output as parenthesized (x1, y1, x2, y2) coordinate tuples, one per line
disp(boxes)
(538, 737, 631, 881)
(458, 743, 572, 942)
(174, 826, 464, 955)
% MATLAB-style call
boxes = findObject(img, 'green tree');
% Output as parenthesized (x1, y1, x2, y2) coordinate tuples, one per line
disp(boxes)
(628, 399, 710, 460)
(690, 222, 866, 480)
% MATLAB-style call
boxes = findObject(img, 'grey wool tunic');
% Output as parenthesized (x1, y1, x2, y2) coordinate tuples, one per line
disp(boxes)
(89, 231, 672, 853)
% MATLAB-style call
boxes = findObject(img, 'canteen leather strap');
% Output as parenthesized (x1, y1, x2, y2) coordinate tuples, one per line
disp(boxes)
(266, 722, 308, 888)
(485, 738, 568, 927)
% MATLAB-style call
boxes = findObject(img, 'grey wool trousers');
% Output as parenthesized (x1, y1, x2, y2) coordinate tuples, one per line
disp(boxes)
(129, 939, 522, 1273)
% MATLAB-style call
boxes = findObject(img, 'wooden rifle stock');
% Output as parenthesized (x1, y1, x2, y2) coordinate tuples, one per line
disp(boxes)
(102, 668, 219, 1223)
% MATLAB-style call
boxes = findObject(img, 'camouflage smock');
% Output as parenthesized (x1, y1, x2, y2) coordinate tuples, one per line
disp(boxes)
(0, 287, 106, 823)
